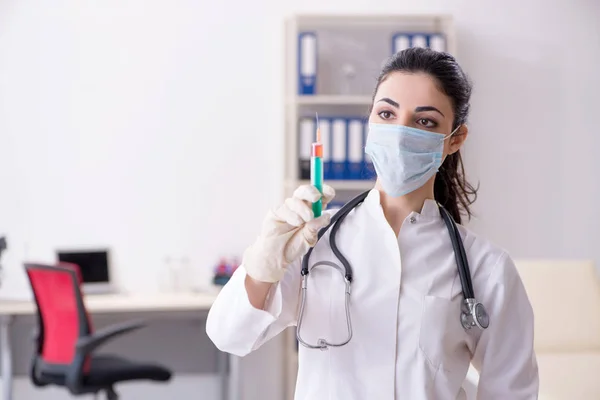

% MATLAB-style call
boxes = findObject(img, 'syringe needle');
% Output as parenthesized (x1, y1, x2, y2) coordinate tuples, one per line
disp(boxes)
(315, 112, 321, 142)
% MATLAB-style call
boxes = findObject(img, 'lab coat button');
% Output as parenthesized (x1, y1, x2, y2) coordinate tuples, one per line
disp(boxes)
(409, 216, 416, 224)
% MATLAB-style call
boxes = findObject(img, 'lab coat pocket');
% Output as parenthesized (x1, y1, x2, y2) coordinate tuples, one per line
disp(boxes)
(418, 295, 453, 369)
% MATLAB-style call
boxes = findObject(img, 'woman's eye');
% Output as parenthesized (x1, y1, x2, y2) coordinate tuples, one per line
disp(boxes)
(417, 118, 437, 128)
(378, 111, 393, 120)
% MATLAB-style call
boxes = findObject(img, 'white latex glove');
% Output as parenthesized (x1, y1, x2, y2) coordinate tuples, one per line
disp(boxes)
(243, 184, 336, 283)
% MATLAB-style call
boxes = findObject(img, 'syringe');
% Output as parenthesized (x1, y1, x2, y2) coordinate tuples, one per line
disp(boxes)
(311, 112, 324, 217)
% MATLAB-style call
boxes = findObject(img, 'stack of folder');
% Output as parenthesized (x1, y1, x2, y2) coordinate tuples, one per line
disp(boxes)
(298, 116, 375, 181)
(298, 31, 447, 95)
(391, 32, 446, 54)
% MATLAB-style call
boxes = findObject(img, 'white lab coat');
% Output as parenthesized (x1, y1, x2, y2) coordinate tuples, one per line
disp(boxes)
(206, 189, 539, 399)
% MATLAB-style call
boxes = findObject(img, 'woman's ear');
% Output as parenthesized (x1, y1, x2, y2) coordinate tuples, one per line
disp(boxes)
(449, 125, 468, 154)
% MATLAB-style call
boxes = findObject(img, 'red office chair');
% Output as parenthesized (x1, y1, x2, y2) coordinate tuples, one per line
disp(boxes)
(25, 262, 172, 399)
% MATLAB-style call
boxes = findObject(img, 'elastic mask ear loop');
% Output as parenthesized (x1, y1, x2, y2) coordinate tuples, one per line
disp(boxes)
(442, 125, 461, 141)
(441, 125, 462, 164)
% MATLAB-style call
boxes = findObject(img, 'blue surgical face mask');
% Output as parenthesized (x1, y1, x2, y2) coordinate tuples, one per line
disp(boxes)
(364, 123, 459, 197)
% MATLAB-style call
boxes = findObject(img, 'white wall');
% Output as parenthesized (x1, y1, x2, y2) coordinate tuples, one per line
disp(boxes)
(0, 1, 284, 296)
(457, 0, 600, 261)
(0, 0, 599, 399)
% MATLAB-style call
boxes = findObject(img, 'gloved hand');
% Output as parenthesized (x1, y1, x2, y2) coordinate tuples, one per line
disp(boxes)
(243, 184, 336, 283)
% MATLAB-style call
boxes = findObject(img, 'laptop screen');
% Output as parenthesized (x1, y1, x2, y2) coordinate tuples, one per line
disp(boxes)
(57, 250, 110, 283)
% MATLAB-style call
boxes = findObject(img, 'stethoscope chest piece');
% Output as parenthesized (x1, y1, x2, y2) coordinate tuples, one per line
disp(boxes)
(461, 298, 490, 330)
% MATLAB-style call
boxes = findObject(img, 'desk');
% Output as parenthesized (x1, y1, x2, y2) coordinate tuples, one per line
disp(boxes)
(0, 292, 238, 400)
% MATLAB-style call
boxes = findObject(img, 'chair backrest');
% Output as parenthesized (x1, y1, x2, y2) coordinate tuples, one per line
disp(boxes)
(25, 263, 93, 366)
(515, 259, 600, 352)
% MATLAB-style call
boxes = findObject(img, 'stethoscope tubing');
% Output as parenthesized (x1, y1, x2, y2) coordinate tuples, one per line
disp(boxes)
(297, 190, 485, 350)
(439, 205, 475, 299)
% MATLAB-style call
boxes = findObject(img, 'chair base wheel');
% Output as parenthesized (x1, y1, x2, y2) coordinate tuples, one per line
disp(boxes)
(93, 388, 119, 400)
(106, 387, 118, 400)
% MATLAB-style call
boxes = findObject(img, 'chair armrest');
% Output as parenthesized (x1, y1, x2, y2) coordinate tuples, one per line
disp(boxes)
(76, 319, 146, 355)
(67, 320, 146, 394)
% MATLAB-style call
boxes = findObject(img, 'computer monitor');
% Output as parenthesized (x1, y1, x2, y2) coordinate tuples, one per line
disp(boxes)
(56, 248, 116, 294)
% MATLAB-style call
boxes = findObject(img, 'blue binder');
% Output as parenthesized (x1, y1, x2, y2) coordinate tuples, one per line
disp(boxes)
(319, 117, 332, 180)
(331, 118, 347, 180)
(298, 32, 317, 95)
(346, 118, 364, 180)
(327, 201, 345, 211)
(363, 121, 375, 179)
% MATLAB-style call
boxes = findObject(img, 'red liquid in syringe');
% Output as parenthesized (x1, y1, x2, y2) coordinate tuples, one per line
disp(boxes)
(312, 122, 323, 158)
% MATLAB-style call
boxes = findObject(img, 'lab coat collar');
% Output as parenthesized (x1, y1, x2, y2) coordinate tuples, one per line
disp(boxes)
(364, 189, 441, 219)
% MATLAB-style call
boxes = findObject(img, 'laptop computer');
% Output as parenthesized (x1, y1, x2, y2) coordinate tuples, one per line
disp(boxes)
(56, 248, 117, 294)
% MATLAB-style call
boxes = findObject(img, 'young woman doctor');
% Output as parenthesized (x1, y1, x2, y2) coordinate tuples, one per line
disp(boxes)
(206, 48, 539, 399)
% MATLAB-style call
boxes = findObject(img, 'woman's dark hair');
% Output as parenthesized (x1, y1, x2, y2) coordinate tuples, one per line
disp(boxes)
(370, 47, 478, 224)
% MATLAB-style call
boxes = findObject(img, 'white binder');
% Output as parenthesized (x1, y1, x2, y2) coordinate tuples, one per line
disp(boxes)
(429, 34, 446, 52)
(298, 118, 314, 179)
(411, 34, 428, 48)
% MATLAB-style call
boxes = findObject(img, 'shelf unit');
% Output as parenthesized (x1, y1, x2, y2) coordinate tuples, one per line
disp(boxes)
(282, 13, 456, 400)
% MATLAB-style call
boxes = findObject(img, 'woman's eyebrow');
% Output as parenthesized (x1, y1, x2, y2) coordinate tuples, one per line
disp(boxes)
(376, 99, 445, 118)
(376, 97, 399, 108)
(415, 106, 445, 117)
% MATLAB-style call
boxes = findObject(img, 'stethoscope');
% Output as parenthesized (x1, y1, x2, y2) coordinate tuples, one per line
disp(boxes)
(296, 190, 490, 350)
